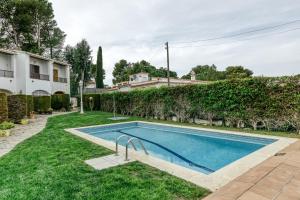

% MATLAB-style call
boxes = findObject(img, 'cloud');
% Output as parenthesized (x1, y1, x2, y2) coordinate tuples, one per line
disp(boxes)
(50, 0, 300, 84)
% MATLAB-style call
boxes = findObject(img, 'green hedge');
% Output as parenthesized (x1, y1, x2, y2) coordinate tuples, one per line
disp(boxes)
(83, 94, 101, 111)
(34, 96, 52, 114)
(99, 77, 300, 133)
(51, 94, 70, 111)
(0, 93, 8, 123)
(7, 95, 27, 123)
(26, 95, 34, 116)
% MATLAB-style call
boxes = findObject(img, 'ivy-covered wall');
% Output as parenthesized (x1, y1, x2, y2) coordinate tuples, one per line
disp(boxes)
(97, 77, 300, 133)
(0, 93, 8, 123)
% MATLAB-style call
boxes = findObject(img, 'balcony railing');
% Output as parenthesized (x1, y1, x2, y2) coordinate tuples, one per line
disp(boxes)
(0, 69, 14, 78)
(53, 77, 67, 83)
(30, 73, 50, 81)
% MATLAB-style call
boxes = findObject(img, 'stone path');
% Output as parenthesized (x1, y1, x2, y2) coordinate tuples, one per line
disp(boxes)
(204, 140, 300, 200)
(0, 112, 71, 158)
(85, 154, 135, 170)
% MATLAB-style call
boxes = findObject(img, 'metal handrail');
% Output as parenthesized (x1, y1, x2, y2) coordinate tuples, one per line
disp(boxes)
(115, 134, 131, 155)
(30, 73, 50, 81)
(53, 77, 67, 83)
(125, 137, 148, 161)
(0, 69, 13, 78)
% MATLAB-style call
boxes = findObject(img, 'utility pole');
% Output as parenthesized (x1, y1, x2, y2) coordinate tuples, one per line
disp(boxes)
(165, 42, 170, 87)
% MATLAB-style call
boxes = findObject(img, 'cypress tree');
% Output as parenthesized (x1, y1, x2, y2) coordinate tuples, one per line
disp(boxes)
(96, 46, 104, 88)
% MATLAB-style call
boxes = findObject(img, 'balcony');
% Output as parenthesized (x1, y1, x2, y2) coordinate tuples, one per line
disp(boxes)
(30, 73, 50, 81)
(53, 77, 67, 83)
(0, 69, 14, 78)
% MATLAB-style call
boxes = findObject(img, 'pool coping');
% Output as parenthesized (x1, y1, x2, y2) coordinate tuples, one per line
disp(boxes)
(65, 121, 297, 191)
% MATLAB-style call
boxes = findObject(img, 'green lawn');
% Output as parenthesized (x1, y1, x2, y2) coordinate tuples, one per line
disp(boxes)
(0, 112, 210, 200)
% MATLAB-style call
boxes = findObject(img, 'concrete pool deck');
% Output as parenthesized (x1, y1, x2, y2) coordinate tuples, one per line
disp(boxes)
(204, 140, 300, 200)
(66, 121, 297, 191)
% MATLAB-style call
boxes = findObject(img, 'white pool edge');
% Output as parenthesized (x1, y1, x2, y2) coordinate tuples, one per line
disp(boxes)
(65, 121, 297, 191)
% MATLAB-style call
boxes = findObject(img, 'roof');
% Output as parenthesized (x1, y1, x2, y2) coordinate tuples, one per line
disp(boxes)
(130, 72, 149, 76)
(27, 52, 52, 61)
(0, 48, 16, 55)
(53, 60, 69, 66)
(0, 48, 69, 65)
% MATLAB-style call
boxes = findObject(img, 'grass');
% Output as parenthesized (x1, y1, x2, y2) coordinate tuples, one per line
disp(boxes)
(0, 112, 210, 200)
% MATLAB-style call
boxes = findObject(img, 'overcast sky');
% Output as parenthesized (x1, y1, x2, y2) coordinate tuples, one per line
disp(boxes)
(50, 0, 300, 85)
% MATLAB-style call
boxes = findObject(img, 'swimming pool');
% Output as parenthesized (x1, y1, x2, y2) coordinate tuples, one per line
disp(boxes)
(76, 122, 276, 174)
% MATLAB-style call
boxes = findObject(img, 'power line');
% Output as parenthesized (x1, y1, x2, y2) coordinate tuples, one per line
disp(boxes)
(171, 27, 300, 48)
(171, 19, 300, 44)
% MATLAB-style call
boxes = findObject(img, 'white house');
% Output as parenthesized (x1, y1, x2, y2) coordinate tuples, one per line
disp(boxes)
(0, 49, 70, 96)
(103, 71, 208, 92)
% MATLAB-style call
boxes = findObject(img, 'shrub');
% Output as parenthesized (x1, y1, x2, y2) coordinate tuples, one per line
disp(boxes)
(33, 96, 51, 114)
(0, 121, 14, 130)
(51, 94, 70, 111)
(26, 95, 34, 116)
(0, 130, 10, 137)
(0, 93, 8, 123)
(83, 94, 101, 111)
(7, 95, 27, 123)
(99, 76, 300, 133)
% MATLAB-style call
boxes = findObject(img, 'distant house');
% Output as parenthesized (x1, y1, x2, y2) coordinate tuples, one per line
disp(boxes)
(109, 71, 208, 92)
(0, 49, 70, 96)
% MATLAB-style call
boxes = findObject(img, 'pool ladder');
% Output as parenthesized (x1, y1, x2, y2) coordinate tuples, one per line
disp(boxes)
(115, 134, 149, 161)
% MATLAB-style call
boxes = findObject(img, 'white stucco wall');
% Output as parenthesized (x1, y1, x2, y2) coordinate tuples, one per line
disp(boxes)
(0, 52, 15, 93)
(0, 53, 12, 71)
(0, 51, 70, 95)
(30, 57, 49, 75)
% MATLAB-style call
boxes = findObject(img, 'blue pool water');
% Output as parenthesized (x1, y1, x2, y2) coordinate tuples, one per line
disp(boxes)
(77, 122, 276, 174)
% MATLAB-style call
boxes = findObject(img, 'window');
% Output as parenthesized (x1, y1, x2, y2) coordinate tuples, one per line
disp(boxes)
(53, 69, 58, 82)
(30, 64, 40, 79)
(30, 64, 40, 74)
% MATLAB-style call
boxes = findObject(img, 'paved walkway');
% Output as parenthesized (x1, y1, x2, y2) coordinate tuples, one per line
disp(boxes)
(0, 112, 71, 158)
(204, 140, 300, 200)
(85, 154, 135, 170)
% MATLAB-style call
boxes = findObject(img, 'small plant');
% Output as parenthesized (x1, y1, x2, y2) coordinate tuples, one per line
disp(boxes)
(0, 121, 15, 130)
(47, 108, 53, 114)
(0, 130, 10, 137)
(20, 119, 29, 125)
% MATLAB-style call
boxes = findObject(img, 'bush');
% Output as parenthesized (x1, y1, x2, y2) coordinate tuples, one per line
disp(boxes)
(0, 93, 8, 123)
(0, 130, 10, 137)
(0, 121, 15, 130)
(26, 95, 34, 116)
(7, 95, 27, 123)
(83, 94, 101, 111)
(33, 96, 51, 114)
(99, 77, 300, 133)
(51, 94, 70, 111)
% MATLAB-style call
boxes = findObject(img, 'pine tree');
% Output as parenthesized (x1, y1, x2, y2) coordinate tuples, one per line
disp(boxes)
(96, 46, 104, 88)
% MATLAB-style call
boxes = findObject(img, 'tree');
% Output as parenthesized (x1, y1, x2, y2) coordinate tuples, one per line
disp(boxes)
(95, 46, 104, 88)
(64, 40, 93, 96)
(42, 26, 66, 59)
(112, 59, 177, 84)
(0, 0, 65, 57)
(112, 59, 129, 84)
(225, 66, 253, 79)
(192, 65, 225, 81)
